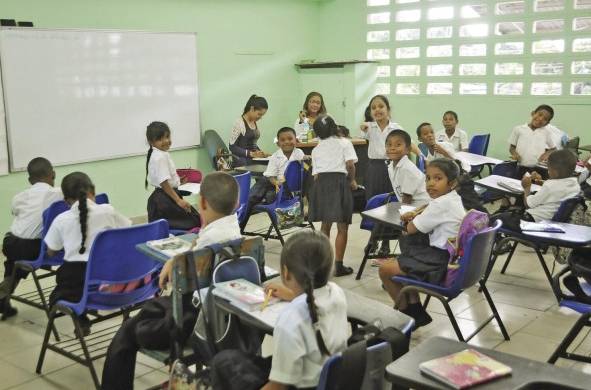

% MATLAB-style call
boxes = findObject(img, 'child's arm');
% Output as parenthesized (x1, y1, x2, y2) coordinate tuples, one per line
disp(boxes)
(538, 147, 556, 162)
(346, 160, 358, 190)
(509, 145, 521, 161)
(264, 282, 297, 301)
(521, 172, 532, 207)
(410, 142, 421, 156)
(261, 381, 288, 390)
(160, 180, 191, 212)
(433, 143, 452, 159)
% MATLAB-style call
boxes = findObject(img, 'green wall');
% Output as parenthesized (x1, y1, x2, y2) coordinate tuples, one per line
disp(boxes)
(317, 0, 591, 159)
(0, 0, 321, 233)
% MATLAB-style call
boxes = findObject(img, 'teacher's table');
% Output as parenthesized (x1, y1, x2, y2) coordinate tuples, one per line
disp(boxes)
(297, 138, 368, 184)
(386, 336, 590, 390)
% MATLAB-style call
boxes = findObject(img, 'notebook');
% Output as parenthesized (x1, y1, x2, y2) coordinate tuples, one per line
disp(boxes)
(178, 182, 201, 194)
(497, 180, 522, 193)
(520, 221, 565, 233)
(213, 278, 279, 310)
(146, 236, 193, 257)
(419, 349, 512, 389)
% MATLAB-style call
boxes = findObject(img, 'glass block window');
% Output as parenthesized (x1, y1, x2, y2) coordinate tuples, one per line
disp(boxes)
(368, 0, 390, 6)
(495, 62, 524, 75)
(531, 62, 564, 75)
(533, 20, 564, 34)
(376, 82, 391, 95)
(496, 22, 525, 35)
(376, 65, 391, 77)
(427, 26, 453, 39)
(460, 24, 489, 37)
(427, 83, 453, 94)
(427, 44, 453, 57)
(367, 31, 390, 42)
(571, 82, 591, 95)
(460, 83, 487, 94)
(396, 83, 420, 94)
(396, 9, 421, 22)
(427, 64, 453, 76)
(367, 12, 390, 24)
(396, 64, 421, 76)
(459, 63, 487, 75)
(531, 82, 562, 95)
(461, 5, 488, 18)
(495, 82, 523, 95)
(460, 43, 487, 56)
(396, 46, 420, 58)
(396, 29, 420, 41)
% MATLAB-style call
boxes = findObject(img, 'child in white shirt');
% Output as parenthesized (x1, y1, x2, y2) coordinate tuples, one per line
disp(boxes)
(45, 172, 131, 333)
(379, 159, 465, 328)
(310, 115, 358, 277)
(436, 111, 468, 152)
(0, 157, 62, 318)
(145, 121, 201, 230)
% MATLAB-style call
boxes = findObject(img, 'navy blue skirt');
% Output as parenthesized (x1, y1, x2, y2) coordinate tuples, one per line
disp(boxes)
(397, 232, 450, 284)
(309, 173, 353, 224)
(364, 159, 392, 200)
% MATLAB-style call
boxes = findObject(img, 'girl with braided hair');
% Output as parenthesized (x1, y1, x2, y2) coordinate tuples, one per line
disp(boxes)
(45, 172, 131, 334)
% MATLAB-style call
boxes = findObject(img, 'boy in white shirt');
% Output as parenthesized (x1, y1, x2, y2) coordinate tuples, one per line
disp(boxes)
(0, 157, 62, 318)
(436, 111, 468, 152)
(414, 122, 471, 172)
(102, 172, 243, 390)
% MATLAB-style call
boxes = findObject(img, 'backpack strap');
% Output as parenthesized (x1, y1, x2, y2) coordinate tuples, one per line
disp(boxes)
(336, 340, 368, 390)
(374, 327, 409, 361)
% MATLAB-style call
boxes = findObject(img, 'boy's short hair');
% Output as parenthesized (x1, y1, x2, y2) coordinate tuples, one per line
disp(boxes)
(386, 129, 411, 148)
(27, 157, 53, 182)
(277, 127, 296, 138)
(416, 122, 432, 138)
(534, 104, 554, 121)
(547, 149, 576, 179)
(337, 125, 350, 138)
(200, 172, 239, 215)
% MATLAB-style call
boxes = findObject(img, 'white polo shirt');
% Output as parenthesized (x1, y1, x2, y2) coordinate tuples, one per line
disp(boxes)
(10, 182, 63, 239)
(508, 124, 556, 167)
(312, 137, 358, 175)
(194, 214, 242, 250)
(436, 128, 468, 152)
(264, 148, 305, 178)
(269, 282, 348, 388)
(545, 124, 567, 150)
(527, 177, 581, 222)
(388, 155, 430, 207)
(44, 200, 131, 262)
(361, 121, 404, 159)
(147, 147, 181, 189)
(413, 190, 465, 250)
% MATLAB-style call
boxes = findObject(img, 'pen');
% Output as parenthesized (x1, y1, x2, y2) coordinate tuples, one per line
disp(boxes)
(261, 289, 273, 311)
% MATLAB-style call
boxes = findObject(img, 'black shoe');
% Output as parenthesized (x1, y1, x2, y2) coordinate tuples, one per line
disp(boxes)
(0, 300, 18, 320)
(334, 263, 353, 277)
(403, 303, 433, 330)
(77, 315, 91, 337)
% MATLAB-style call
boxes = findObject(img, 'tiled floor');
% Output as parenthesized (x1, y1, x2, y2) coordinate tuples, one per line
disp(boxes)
(1, 212, 590, 389)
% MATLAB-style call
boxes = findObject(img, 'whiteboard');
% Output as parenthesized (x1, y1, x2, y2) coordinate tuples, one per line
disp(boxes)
(0, 28, 200, 171)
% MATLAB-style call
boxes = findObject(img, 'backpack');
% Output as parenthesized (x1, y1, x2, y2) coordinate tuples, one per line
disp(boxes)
(552, 198, 589, 265)
(456, 174, 488, 214)
(443, 210, 490, 288)
(557, 248, 591, 305)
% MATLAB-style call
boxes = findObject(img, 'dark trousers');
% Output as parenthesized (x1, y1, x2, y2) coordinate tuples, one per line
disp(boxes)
(0, 233, 41, 302)
(491, 210, 535, 232)
(49, 262, 87, 306)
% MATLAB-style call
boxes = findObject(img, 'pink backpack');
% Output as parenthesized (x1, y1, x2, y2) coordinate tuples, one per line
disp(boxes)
(177, 168, 203, 183)
(443, 210, 489, 288)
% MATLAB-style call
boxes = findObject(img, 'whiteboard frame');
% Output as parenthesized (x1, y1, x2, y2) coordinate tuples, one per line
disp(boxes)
(0, 27, 201, 172)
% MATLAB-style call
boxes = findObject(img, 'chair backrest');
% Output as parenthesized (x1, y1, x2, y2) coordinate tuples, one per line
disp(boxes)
(317, 341, 392, 390)
(70, 219, 169, 313)
(553, 196, 585, 223)
(95, 193, 110, 205)
(234, 171, 252, 223)
(452, 220, 502, 291)
(272, 160, 303, 206)
(203, 130, 230, 170)
(27, 200, 71, 267)
(418, 142, 429, 157)
(468, 134, 490, 156)
(565, 136, 580, 157)
(360, 193, 398, 231)
(416, 153, 426, 173)
(491, 160, 517, 178)
(213, 256, 261, 286)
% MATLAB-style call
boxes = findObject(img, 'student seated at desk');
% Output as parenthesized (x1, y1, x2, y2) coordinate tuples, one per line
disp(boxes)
(230, 95, 270, 167)
(414, 122, 470, 172)
(0, 157, 62, 318)
(210, 230, 347, 390)
(436, 110, 468, 152)
(45, 172, 131, 335)
(242, 127, 306, 228)
(101, 171, 242, 390)
(379, 159, 465, 329)
(491, 150, 581, 232)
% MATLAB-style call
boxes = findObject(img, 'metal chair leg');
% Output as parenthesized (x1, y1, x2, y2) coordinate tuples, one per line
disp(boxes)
(480, 281, 510, 341)
(69, 310, 101, 390)
(356, 244, 371, 280)
(36, 305, 59, 374)
(30, 270, 61, 341)
(548, 313, 590, 364)
(500, 241, 518, 274)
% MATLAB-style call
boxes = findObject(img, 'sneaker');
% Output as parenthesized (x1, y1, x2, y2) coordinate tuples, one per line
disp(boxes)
(371, 258, 388, 267)
(334, 263, 353, 277)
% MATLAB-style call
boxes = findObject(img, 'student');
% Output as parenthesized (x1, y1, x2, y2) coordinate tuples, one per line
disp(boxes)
(579, 156, 591, 199)
(0, 157, 62, 318)
(379, 159, 465, 327)
(546, 124, 569, 151)
(415, 122, 470, 172)
(295, 91, 327, 129)
(436, 111, 468, 152)
(102, 172, 242, 390)
(492, 150, 581, 231)
(210, 230, 348, 390)
(145, 121, 201, 231)
(45, 172, 131, 334)
(230, 94, 269, 167)
(508, 104, 557, 177)
(243, 127, 305, 228)
(310, 115, 358, 277)
(386, 129, 430, 207)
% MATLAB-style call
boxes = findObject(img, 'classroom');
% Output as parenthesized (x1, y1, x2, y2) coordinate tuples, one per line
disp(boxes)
(1, 0, 591, 389)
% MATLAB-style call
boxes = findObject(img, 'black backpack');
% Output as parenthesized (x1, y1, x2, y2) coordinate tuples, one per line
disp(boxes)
(561, 248, 591, 305)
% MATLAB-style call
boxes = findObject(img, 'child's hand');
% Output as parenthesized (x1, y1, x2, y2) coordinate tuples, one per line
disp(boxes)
(410, 143, 421, 156)
(250, 150, 265, 158)
(350, 180, 358, 190)
(159, 260, 173, 289)
(400, 212, 415, 223)
(264, 283, 296, 301)
(521, 173, 532, 189)
(302, 155, 312, 160)
(538, 152, 550, 163)
(360, 123, 369, 133)
(180, 175, 189, 185)
(530, 171, 543, 183)
(511, 151, 521, 162)
(177, 198, 192, 212)
(434, 144, 450, 158)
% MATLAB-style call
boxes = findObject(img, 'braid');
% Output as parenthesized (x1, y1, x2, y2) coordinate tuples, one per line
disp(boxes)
(78, 191, 88, 254)
(145, 147, 153, 189)
(305, 278, 330, 356)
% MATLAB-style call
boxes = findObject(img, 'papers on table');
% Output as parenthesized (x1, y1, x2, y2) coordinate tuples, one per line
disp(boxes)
(178, 182, 201, 194)
(454, 151, 503, 167)
(146, 236, 193, 257)
(520, 221, 565, 233)
(399, 205, 417, 215)
(497, 180, 523, 193)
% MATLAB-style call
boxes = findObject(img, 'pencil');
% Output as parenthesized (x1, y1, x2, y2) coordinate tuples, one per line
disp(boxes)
(260, 289, 273, 311)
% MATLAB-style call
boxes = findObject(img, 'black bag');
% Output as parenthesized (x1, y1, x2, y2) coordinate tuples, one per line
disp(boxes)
(563, 248, 591, 304)
(352, 185, 367, 213)
(456, 174, 487, 213)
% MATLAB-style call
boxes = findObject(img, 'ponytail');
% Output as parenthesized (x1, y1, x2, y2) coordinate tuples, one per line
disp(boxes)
(145, 146, 153, 189)
(305, 277, 331, 356)
(78, 190, 88, 254)
(242, 94, 268, 115)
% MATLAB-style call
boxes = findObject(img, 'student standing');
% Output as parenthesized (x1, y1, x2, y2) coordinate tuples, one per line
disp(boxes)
(229, 95, 269, 167)
(436, 111, 468, 152)
(310, 115, 358, 277)
(295, 91, 327, 131)
(0, 157, 62, 318)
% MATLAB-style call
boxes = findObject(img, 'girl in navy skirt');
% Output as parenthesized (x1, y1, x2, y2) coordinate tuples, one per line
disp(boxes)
(378, 159, 465, 328)
(309, 115, 358, 277)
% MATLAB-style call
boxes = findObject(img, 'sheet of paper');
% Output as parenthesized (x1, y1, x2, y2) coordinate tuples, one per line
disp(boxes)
(399, 205, 417, 215)
(178, 182, 201, 194)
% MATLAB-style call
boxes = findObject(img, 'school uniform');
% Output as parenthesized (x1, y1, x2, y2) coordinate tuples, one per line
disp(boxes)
(361, 121, 403, 199)
(264, 148, 305, 179)
(309, 136, 358, 224)
(546, 124, 568, 150)
(436, 128, 468, 152)
(229, 117, 261, 167)
(146, 147, 201, 230)
(0, 183, 63, 304)
(508, 124, 556, 168)
(388, 155, 430, 207)
(526, 177, 581, 221)
(579, 165, 591, 199)
(421, 141, 471, 173)
(398, 191, 465, 284)
(44, 200, 131, 306)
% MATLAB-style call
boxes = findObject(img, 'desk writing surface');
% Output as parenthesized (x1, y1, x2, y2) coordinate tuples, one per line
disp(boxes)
(475, 175, 542, 195)
(455, 151, 503, 167)
(517, 222, 591, 246)
(234, 164, 267, 176)
(386, 336, 589, 390)
(296, 137, 367, 148)
(136, 233, 198, 263)
(361, 202, 404, 229)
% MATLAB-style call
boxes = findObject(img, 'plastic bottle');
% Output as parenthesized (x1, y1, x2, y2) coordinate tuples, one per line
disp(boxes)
(301, 118, 310, 142)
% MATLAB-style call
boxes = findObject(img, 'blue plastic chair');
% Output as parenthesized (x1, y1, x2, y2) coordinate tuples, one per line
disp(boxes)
(245, 161, 313, 245)
(356, 193, 398, 280)
(94, 193, 109, 204)
(492, 196, 586, 288)
(416, 153, 426, 173)
(317, 341, 392, 390)
(234, 171, 252, 226)
(468, 134, 491, 177)
(393, 220, 509, 342)
(36, 219, 169, 389)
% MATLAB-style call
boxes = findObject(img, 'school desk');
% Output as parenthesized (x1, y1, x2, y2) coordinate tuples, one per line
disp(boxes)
(536, 161, 586, 175)
(455, 151, 503, 168)
(474, 175, 542, 195)
(234, 164, 267, 176)
(296, 137, 369, 184)
(386, 336, 590, 390)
